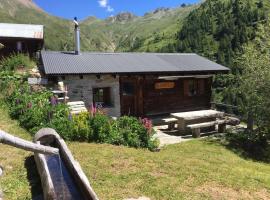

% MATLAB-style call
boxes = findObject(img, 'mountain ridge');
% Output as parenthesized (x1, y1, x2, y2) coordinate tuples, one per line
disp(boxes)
(0, 0, 196, 52)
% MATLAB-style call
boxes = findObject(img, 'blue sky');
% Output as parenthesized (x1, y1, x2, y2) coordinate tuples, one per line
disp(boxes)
(33, 0, 200, 20)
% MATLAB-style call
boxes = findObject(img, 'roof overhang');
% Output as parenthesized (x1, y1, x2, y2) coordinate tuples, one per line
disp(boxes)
(158, 75, 214, 80)
(0, 23, 44, 39)
(43, 71, 228, 76)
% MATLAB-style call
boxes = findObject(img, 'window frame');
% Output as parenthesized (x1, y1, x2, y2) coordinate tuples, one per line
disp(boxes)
(122, 82, 135, 96)
(93, 87, 112, 107)
(188, 80, 199, 97)
(184, 79, 205, 97)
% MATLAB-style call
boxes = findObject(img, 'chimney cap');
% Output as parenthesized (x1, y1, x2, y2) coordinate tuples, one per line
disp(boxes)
(73, 17, 79, 28)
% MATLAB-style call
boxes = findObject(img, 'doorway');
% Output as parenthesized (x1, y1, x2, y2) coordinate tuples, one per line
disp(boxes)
(120, 77, 137, 116)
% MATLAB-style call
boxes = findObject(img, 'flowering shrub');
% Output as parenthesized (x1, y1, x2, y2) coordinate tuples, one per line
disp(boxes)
(89, 113, 112, 143)
(71, 112, 93, 141)
(88, 115, 158, 150)
(7, 86, 158, 149)
(0, 53, 35, 71)
(2, 54, 158, 150)
(112, 116, 158, 149)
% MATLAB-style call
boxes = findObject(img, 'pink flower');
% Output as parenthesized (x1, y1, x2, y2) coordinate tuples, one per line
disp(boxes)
(90, 103, 97, 117)
(140, 118, 153, 135)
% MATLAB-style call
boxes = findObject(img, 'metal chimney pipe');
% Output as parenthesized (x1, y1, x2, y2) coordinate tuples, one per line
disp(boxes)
(74, 17, 80, 55)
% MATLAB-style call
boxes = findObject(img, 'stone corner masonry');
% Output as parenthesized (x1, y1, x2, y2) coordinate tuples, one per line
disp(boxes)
(61, 75, 121, 117)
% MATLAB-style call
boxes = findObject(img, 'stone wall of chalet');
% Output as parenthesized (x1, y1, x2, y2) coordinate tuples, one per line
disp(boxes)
(60, 75, 121, 117)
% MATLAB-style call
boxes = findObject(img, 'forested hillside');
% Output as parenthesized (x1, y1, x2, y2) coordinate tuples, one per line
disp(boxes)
(176, 0, 269, 67)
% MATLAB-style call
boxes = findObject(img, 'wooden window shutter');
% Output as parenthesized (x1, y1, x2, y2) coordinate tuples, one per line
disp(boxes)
(184, 80, 189, 96)
(198, 79, 205, 95)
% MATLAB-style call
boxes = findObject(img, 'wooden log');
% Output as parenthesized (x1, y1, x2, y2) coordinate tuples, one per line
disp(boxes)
(218, 124, 226, 133)
(226, 117, 240, 126)
(187, 121, 217, 129)
(0, 130, 59, 155)
(67, 101, 85, 106)
(34, 141, 57, 200)
(57, 136, 99, 200)
(177, 119, 186, 133)
(168, 123, 175, 130)
(192, 128, 201, 138)
(34, 128, 99, 200)
(172, 110, 225, 121)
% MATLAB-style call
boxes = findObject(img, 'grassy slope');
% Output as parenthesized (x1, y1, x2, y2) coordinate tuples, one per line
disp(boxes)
(0, 102, 41, 200)
(69, 6, 196, 52)
(0, 102, 270, 199)
(71, 142, 270, 199)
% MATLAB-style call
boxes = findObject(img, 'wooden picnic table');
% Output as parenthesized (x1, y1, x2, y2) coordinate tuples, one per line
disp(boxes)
(170, 110, 225, 132)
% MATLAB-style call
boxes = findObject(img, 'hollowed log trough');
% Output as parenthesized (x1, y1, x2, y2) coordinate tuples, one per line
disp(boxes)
(34, 128, 99, 200)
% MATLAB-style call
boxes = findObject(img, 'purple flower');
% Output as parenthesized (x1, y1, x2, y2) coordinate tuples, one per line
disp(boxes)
(50, 96, 58, 106)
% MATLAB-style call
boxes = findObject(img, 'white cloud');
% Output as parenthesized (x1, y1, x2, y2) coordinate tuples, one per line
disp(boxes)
(107, 6, 114, 12)
(98, 0, 114, 12)
(98, 0, 107, 7)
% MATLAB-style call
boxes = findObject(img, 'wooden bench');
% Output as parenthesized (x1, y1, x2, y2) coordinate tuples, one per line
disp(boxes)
(161, 118, 178, 130)
(187, 120, 227, 138)
(171, 110, 225, 133)
(67, 101, 88, 114)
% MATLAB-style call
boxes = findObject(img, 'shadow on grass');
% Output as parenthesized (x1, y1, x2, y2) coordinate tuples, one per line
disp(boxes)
(24, 156, 43, 200)
(205, 131, 270, 163)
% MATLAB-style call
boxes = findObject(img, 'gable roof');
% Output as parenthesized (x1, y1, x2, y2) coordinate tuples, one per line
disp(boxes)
(0, 23, 43, 39)
(41, 51, 229, 75)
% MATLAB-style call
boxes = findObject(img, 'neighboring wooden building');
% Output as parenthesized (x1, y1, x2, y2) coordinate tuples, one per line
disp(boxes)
(40, 51, 229, 117)
(0, 23, 44, 57)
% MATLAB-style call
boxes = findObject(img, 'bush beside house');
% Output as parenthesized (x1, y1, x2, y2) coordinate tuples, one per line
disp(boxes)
(0, 54, 158, 150)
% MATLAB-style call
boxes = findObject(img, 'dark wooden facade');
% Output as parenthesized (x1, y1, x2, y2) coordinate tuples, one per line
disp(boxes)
(0, 37, 43, 58)
(120, 75, 212, 117)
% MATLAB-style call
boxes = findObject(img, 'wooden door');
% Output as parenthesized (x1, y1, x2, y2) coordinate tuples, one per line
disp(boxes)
(120, 77, 137, 116)
(120, 76, 144, 116)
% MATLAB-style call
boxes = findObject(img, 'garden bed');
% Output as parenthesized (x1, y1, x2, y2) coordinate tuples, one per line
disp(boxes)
(0, 54, 158, 151)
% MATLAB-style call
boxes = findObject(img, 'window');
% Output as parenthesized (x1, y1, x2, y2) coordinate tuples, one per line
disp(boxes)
(122, 82, 135, 96)
(80, 75, 84, 79)
(188, 80, 198, 96)
(184, 79, 205, 97)
(93, 87, 111, 107)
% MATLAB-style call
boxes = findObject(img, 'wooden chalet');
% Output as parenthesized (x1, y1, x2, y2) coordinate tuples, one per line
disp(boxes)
(0, 23, 44, 57)
(39, 19, 229, 118)
(40, 51, 229, 117)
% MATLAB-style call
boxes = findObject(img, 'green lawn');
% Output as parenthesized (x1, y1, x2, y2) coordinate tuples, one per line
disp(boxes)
(0, 103, 270, 200)
(0, 102, 41, 200)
